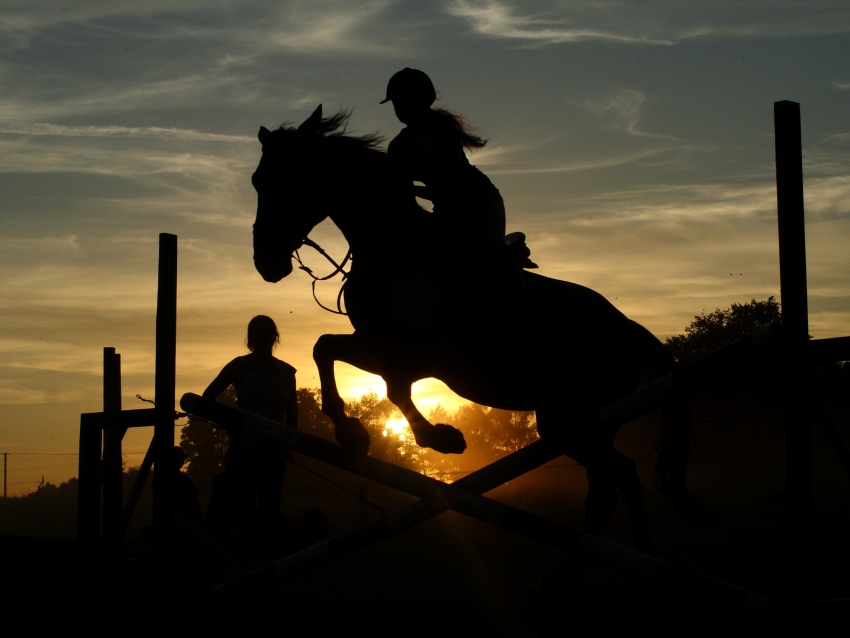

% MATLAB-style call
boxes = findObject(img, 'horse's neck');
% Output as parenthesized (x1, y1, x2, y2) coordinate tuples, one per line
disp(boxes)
(327, 151, 419, 264)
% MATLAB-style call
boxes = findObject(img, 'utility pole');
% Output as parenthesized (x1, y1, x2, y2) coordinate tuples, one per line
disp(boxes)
(3, 452, 7, 498)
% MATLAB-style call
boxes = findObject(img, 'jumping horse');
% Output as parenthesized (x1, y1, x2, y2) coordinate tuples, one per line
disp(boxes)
(251, 105, 690, 549)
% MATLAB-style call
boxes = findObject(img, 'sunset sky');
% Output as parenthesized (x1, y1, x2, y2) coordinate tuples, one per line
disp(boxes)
(1, 1, 849, 493)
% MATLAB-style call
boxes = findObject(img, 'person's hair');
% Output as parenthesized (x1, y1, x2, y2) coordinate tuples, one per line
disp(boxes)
(246, 315, 279, 352)
(431, 107, 487, 150)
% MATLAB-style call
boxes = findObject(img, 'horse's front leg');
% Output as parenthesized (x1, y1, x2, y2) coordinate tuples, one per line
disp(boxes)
(386, 381, 466, 455)
(313, 333, 379, 457)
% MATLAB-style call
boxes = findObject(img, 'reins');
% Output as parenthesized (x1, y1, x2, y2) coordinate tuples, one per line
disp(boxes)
(294, 237, 351, 316)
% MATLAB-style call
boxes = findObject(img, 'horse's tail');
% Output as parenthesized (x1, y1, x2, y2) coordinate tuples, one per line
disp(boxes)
(647, 339, 691, 505)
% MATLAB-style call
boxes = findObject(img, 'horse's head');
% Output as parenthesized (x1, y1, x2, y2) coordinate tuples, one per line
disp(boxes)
(252, 105, 331, 283)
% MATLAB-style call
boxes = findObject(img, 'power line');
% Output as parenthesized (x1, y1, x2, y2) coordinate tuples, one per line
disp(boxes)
(8, 462, 78, 472)
(11, 452, 79, 456)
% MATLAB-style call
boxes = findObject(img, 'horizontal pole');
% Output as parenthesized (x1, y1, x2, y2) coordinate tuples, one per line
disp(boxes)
(182, 393, 766, 606)
(598, 323, 781, 427)
(80, 408, 160, 430)
(808, 337, 850, 365)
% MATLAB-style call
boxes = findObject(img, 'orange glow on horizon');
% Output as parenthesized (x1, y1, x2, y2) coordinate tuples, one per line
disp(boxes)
(334, 364, 468, 414)
(383, 417, 409, 439)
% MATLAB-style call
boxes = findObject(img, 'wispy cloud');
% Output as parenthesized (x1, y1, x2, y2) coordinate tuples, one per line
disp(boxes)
(269, 0, 403, 56)
(445, 0, 673, 46)
(445, 0, 850, 47)
(580, 89, 674, 139)
(0, 123, 252, 142)
(831, 79, 850, 90)
(487, 145, 697, 175)
(0, 1, 409, 131)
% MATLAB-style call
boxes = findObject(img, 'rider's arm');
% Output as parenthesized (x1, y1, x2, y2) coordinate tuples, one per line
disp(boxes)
(424, 124, 467, 209)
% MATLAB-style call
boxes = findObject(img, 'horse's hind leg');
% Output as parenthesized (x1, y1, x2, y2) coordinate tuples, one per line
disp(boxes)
(583, 450, 618, 537)
(583, 448, 652, 552)
(537, 410, 620, 538)
(610, 450, 652, 552)
(539, 410, 650, 550)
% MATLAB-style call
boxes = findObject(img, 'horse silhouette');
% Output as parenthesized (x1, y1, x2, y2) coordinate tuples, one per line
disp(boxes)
(251, 105, 689, 548)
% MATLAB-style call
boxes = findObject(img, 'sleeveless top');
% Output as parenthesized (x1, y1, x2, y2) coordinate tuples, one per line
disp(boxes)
(231, 356, 297, 440)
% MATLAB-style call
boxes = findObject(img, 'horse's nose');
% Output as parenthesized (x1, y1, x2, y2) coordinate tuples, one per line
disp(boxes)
(254, 253, 293, 283)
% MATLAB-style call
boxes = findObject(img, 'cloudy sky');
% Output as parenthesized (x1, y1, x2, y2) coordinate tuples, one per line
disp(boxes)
(1, 1, 849, 492)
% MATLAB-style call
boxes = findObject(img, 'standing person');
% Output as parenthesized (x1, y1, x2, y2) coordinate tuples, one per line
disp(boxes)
(203, 315, 297, 552)
(381, 67, 506, 254)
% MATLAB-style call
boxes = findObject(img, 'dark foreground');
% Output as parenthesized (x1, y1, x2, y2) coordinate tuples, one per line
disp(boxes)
(3, 530, 848, 638)
(5, 386, 850, 637)
(4, 445, 850, 637)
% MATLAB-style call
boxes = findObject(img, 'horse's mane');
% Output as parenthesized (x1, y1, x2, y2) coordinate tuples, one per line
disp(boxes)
(277, 110, 386, 154)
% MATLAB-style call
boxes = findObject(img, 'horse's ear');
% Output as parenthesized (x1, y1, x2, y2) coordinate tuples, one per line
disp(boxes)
(258, 126, 271, 145)
(297, 105, 323, 134)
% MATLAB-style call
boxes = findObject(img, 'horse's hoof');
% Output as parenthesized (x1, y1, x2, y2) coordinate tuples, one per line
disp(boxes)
(335, 416, 370, 458)
(415, 423, 466, 454)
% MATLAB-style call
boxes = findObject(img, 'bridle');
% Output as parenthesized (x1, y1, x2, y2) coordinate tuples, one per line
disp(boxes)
(294, 237, 352, 316)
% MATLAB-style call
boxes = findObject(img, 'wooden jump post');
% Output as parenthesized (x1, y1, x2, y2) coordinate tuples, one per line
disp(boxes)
(76, 233, 178, 585)
(774, 101, 812, 581)
(153, 232, 178, 582)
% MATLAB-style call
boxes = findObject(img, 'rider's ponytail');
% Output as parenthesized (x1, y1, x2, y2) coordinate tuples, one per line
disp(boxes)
(431, 108, 487, 150)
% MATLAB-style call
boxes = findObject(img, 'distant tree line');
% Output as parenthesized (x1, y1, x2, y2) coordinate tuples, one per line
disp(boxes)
(664, 296, 781, 366)
(664, 295, 847, 389)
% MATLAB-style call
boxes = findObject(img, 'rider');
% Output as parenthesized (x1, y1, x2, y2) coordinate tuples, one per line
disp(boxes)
(381, 68, 506, 256)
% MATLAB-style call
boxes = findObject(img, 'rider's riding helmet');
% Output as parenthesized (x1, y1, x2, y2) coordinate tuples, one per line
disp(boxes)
(380, 68, 436, 107)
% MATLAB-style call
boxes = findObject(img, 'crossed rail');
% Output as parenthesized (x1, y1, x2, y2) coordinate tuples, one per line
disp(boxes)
(181, 325, 784, 607)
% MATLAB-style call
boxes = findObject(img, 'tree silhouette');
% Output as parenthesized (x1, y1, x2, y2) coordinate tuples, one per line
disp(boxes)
(296, 387, 334, 437)
(449, 403, 538, 463)
(665, 297, 781, 366)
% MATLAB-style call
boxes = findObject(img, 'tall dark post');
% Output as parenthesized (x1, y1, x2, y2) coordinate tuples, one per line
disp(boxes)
(152, 233, 178, 584)
(774, 100, 812, 583)
(76, 419, 102, 579)
(101, 347, 124, 550)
